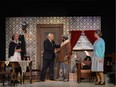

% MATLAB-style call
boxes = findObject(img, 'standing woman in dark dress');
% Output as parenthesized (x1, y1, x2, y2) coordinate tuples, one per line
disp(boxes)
(19, 29, 26, 60)
(19, 22, 27, 60)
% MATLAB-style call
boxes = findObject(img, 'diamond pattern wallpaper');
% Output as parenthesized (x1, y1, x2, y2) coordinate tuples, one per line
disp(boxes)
(6, 17, 101, 69)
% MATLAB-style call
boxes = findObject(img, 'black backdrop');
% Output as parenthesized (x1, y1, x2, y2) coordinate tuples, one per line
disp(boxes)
(0, 0, 115, 60)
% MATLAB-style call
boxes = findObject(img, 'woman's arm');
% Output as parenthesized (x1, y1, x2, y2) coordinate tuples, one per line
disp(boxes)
(15, 49, 22, 52)
(8, 42, 16, 58)
(96, 39, 105, 59)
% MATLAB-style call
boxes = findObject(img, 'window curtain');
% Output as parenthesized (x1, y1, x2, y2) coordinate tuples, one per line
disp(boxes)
(84, 30, 97, 44)
(70, 31, 82, 49)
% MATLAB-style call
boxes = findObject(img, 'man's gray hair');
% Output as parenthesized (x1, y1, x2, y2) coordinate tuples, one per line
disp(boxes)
(62, 35, 68, 40)
(47, 33, 54, 38)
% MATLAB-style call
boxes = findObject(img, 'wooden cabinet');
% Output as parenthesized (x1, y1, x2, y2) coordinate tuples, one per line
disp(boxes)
(104, 53, 115, 73)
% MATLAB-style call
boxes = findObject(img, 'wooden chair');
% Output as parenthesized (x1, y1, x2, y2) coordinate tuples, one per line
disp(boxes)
(31, 69, 40, 81)
(77, 60, 93, 83)
(105, 53, 116, 84)
(22, 56, 32, 83)
(22, 56, 40, 83)
(0, 61, 12, 86)
(104, 53, 116, 73)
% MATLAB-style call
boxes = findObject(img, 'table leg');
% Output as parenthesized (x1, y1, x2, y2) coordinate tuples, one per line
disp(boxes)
(20, 71, 22, 83)
(12, 63, 16, 85)
(77, 62, 81, 83)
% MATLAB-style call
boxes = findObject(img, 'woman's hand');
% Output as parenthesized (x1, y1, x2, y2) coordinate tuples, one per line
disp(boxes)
(99, 59, 103, 63)
(15, 49, 22, 52)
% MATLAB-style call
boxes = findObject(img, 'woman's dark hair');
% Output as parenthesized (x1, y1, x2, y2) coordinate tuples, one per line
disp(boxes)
(22, 22, 28, 33)
(95, 30, 102, 37)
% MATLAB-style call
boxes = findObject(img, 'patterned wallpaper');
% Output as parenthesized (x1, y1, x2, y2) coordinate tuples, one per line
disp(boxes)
(6, 17, 101, 69)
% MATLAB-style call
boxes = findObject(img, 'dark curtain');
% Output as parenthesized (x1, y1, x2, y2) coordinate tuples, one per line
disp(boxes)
(70, 31, 82, 49)
(84, 30, 97, 44)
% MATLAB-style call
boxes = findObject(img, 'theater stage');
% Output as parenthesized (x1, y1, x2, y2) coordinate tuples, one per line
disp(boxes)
(0, 73, 114, 87)
(1, 80, 114, 87)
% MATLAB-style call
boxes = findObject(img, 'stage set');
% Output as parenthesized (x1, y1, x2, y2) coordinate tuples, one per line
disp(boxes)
(0, 0, 115, 87)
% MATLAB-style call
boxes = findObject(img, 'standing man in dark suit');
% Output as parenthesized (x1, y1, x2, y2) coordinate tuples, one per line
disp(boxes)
(40, 33, 60, 82)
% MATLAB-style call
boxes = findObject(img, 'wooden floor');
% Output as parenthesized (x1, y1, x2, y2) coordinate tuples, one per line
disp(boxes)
(1, 81, 114, 87)
(0, 73, 115, 87)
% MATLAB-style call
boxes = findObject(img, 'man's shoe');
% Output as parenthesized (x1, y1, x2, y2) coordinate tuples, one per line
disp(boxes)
(15, 80, 19, 83)
(50, 78, 55, 81)
(40, 80, 45, 82)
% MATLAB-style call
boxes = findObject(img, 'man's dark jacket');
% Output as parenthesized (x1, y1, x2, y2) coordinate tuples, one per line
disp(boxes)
(43, 39, 60, 60)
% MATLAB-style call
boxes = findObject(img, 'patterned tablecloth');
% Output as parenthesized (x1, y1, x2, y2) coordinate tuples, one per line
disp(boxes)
(5, 60, 31, 75)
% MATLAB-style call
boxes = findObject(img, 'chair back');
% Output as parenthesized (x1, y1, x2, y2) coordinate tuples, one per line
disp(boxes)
(23, 56, 30, 61)
(0, 61, 5, 72)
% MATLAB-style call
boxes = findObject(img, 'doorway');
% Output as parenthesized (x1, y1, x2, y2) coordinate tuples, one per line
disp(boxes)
(36, 24, 63, 79)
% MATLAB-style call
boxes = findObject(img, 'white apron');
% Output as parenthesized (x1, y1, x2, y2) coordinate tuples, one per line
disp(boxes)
(9, 52, 21, 61)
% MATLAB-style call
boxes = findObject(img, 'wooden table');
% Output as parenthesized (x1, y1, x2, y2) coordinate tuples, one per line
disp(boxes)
(1, 61, 32, 84)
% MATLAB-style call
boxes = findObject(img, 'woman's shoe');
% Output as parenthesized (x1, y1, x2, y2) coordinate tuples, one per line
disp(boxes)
(95, 81, 101, 85)
(100, 81, 105, 85)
